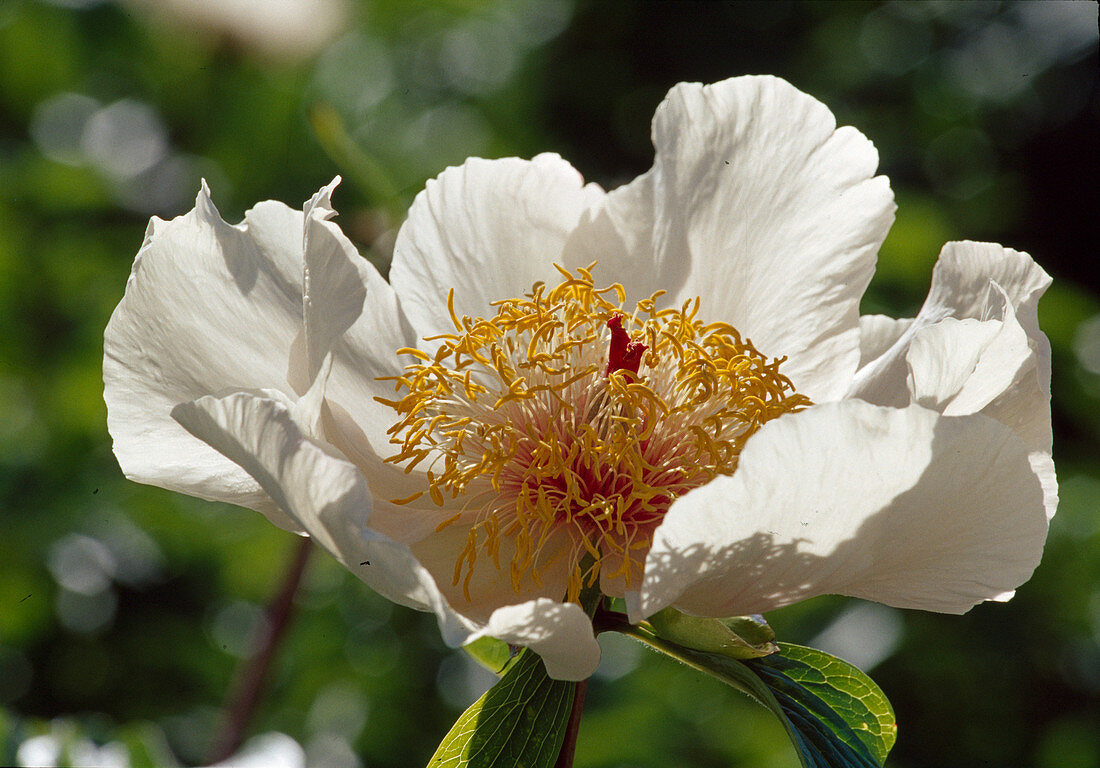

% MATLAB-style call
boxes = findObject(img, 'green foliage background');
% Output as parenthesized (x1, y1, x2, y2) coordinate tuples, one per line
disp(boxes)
(1, 1, 1097, 766)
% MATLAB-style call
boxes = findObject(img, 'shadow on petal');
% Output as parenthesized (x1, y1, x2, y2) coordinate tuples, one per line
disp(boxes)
(640, 407, 1049, 620)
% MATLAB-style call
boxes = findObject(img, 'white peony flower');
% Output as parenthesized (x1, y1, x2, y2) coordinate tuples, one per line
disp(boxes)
(104, 76, 1055, 681)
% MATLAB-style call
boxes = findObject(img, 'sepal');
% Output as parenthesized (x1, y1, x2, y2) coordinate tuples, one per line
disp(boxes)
(647, 608, 779, 659)
(462, 636, 514, 674)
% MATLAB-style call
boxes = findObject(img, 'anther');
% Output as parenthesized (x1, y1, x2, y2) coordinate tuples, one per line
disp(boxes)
(376, 267, 808, 603)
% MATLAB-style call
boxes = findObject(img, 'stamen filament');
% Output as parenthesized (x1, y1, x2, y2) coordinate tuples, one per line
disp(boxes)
(376, 266, 809, 603)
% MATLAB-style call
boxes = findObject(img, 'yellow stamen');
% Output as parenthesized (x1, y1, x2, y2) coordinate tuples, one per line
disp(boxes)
(376, 266, 810, 603)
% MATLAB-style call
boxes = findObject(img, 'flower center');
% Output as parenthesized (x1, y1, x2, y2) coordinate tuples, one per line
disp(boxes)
(377, 265, 809, 603)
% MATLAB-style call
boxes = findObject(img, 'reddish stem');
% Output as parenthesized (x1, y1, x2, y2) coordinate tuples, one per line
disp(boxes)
(207, 535, 313, 764)
(554, 678, 588, 768)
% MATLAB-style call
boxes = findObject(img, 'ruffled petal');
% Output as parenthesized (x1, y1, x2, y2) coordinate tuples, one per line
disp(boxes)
(297, 178, 365, 389)
(859, 315, 913, 369)
(106, 178, 426, 526)
(389, 154, 604, 339)
(923, 242, 1052, 360)
(293, 179, 422, 464)
(567, 76, 895, 402)
(851, 241, 1052, 405)
(104, 182, 309, 528)
(851, 242, 1056, 521)
(171, 390, 600, 680)
(906, 289, 1056, 521)
(907, 292, 1030, 416)
(171, 391, 433, 610)
(633, 401, 1048, 622)
(849, 315, 916, 407)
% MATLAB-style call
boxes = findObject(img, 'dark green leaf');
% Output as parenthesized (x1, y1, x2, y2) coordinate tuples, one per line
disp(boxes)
(620, 625, 895, 768)
(426, 649, 574, 768)
(747, 643, 896, 766)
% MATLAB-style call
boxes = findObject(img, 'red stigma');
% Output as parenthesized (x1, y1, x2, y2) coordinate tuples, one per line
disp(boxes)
(605, 314, 648, 378)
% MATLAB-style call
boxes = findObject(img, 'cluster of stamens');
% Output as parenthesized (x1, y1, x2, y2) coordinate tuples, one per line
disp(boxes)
(377, 265, 809, 603)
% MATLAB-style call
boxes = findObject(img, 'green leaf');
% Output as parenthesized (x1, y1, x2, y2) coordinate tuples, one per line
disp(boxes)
(747, 643, 896, 766)
(648, 608, 778, 659)
(618, 624, 895, 768)
(463, 636, 514, 674)
(426, 649, 575, 768)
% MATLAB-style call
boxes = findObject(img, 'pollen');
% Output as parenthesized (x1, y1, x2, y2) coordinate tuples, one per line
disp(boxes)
(376, 265, 810, 604)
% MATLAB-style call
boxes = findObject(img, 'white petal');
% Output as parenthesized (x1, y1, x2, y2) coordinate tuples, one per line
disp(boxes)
(389, 154, 604, 339)
(293, 178, 422, 462)
(298, 177, 357, 388)
(409, 521, 574, 622)
(170, 392, 466, 644)
(859, 245, 1057, 524)
(859, 315, 913, 369)
(171, 391, 437, 611)
(468, 599, 602, 681)
(905, 292, 1056, 521)
(977, 340, 1055, 524)
(907, 317, 1012, 413)
(104, 182, 308, 528)
(851, 315, 916, 407)
(922, 245, 1056, 521)
(851, 241, 1052, 404)
(1028, 453, 1059, 523)
(567, 76, 894, 402)
(326, 440, 454, 546)
(907, 291, 1030, 416)
(924, 242, 1051, 351)
(634, 401, 1048, 622)
(928, 241, 1053, 402)
(172, 391, 599, 680)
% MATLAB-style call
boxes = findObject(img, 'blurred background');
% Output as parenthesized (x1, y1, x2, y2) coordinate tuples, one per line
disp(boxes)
(1, 1, 1097, 766)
